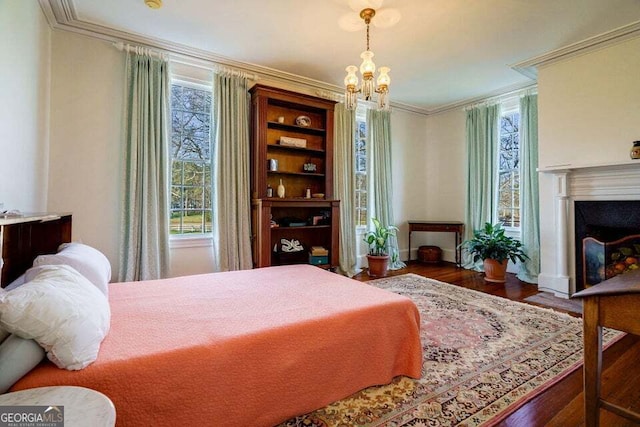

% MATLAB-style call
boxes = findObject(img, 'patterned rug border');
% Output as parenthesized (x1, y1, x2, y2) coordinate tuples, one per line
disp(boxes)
(371, 273, 580, 319)
(368, 273, 625, 426)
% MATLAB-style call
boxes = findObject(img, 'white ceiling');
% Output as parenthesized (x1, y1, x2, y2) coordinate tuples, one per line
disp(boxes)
(68, 0, 640, 112)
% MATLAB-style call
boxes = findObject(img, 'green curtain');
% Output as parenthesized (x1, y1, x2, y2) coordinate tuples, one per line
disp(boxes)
(463, 104, 499, 270)
(119, 52, 170, 281)
(211, 73, 252, 271)
(368, 109, 406, 270)
(333, 103, 361, 277)
(517, 94, 540, 283)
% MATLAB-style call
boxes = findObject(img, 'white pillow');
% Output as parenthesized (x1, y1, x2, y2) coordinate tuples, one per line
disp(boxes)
(0, 265, 111, 370)
(4, 273, 26, 291)
(32, 242, 111, 296)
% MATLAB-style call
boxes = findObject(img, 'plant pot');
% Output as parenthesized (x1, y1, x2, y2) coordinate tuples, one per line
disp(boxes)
(367, 254, 390, 277)
(483, 259, 508, 283)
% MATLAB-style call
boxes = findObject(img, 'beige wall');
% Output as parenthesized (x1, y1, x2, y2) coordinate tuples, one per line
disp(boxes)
(537, 36, 640, 295)
(48, 31, 124, 277)
(0, 0, 51, 211)
(386, 108, 430, 262)
(409, 108, 466, 262)
(538, 37, 640, 168)
(427, 109, 466, 257)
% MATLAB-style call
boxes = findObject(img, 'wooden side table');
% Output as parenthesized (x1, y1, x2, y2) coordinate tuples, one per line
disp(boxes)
(0, 386, 115, 426)
(573, 269, 640, 426)
(408, 221, 464, 266)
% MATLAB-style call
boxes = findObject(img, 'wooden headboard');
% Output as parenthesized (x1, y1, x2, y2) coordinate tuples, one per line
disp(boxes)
(0, 214, 72, 287)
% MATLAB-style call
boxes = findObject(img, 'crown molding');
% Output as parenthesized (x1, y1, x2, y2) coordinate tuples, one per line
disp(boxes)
(426, 81, 538, 116)
(39, 0, 639, 118)
(511, 20, 640, 78)
(38, 0, 431, 116)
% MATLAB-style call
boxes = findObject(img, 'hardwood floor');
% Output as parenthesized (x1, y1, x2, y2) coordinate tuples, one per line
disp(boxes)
(352, 262, 640, 426)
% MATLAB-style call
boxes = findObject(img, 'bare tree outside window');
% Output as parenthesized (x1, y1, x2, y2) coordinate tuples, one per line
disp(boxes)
(170, 84, 213, 234)
(498, 111, 520, 228)
(355, 118, 368, 227)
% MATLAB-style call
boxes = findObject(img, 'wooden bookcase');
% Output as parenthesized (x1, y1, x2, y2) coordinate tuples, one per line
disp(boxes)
(1, 213, 72, 287)
(249, 84, 339, 269)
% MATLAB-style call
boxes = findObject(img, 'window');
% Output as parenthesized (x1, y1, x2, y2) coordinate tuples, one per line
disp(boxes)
(170, 83, 213, 235)
(354, 110, 368, 228)
(497, 109, 520, 229)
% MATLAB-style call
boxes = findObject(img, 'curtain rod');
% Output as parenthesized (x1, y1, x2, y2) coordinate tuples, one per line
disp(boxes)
(112, 42, 258, 81)
(113, 42, 167, 60)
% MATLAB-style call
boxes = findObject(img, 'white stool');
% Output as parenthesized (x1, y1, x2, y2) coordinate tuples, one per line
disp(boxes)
(0, 386, 115, 427)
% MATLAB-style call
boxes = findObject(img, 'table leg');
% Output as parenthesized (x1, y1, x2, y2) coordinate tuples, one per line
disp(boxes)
(408, 230, 412, 262)
(583, 298, 602, 427)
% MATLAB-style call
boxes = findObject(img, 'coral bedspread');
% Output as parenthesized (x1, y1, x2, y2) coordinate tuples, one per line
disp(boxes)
(13, 265, 422, 426)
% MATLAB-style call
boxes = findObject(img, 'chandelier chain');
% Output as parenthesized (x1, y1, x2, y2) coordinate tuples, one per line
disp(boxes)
(366, 23, 370, 51)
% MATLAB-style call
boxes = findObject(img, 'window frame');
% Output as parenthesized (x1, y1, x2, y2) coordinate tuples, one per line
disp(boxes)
(354, 106, 368, 235)
(169, 78, 214, 244)
(497, 100, 521, 237)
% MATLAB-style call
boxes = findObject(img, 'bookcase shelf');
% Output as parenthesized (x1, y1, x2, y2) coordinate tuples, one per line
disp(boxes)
(249, 85, 339, 269)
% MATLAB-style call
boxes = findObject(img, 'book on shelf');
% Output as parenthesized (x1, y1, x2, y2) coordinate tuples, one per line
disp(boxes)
(279, 136, 307, 148)
(310, 246, 328, 256)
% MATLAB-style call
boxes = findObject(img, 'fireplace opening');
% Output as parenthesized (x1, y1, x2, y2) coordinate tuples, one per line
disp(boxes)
(574, 201, 640, 291)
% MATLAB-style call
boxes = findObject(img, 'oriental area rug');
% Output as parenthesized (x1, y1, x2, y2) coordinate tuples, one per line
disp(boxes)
(281, 274, 623, 427)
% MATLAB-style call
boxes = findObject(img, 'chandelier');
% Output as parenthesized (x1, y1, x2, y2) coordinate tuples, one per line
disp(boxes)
(344, 8, 391, 111)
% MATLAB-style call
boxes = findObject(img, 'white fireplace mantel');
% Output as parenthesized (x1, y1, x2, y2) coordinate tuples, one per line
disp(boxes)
(538, 161, 640, 297)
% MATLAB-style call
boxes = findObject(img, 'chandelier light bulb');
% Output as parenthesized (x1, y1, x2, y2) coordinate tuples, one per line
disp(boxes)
(344, 65, 359, 88)
(359, 50, 376, 76)
(376, 66, 391, 87)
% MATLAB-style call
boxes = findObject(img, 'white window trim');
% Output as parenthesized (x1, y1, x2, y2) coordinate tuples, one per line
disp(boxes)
(169, 234, 213, 249)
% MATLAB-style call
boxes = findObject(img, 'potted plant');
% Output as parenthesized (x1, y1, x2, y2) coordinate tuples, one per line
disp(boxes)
(462, 222, 528, 283)
(364, 218, 398, 277)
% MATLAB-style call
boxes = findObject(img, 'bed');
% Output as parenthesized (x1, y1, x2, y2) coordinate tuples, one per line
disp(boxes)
(8, 263, 422, 426)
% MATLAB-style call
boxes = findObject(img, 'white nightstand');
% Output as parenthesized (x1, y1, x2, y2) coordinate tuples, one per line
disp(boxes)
(0, 386, 115, 426)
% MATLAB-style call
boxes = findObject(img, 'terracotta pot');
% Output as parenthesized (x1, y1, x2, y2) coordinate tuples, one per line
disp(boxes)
(483, 259, 508, 283)
(367, 254, 390, 277)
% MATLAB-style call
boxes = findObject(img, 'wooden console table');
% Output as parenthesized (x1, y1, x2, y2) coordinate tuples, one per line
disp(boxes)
(573, 269, 640, 426)
(407, 221, 464, 266)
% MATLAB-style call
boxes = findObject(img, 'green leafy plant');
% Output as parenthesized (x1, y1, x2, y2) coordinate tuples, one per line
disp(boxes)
(364, 218, 398, 256)
(462, 222, 528, 263)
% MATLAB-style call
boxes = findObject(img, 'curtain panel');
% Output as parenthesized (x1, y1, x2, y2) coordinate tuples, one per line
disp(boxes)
(463, 104, 499, 270)
(517, 94, 540, 283)
(367, 109, 406, 270)
(119, 52, 171, 281)
(333, 104, 361, 277)
(211, 73, 253, 271)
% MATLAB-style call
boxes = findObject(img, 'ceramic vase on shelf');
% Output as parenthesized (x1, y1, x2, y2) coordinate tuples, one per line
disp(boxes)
(277, 179, 285, 198)
(631, 141, 640, 159)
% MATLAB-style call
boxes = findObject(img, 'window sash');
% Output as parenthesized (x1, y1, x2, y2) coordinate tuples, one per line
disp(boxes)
(170, 82, 213, 236)
(497, 110, 521, 230)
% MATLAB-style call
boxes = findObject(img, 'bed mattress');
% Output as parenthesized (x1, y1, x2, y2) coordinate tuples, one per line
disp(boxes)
(13, 265, 422, 426)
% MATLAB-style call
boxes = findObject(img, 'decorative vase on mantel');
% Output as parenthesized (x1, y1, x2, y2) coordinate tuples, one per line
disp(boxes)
(631, 141, 640, 160)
